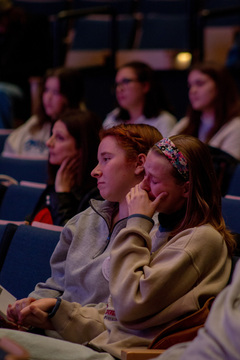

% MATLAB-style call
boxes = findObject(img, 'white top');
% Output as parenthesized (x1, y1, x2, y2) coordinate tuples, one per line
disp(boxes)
(170, 116, 240, 160)
(103, 108, 177, 137)
(2, 115, 51, 159)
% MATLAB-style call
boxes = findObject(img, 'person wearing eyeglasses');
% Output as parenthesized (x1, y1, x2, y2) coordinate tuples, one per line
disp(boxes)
(102, 61, 177, 137)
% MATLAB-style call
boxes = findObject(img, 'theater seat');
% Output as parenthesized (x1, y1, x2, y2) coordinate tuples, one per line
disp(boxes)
(0, 156, 48, 183)
(0, 184, 46, 221)
(0, 224, 61, 299)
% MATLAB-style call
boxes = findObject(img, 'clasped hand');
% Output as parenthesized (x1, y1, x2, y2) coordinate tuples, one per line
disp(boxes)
(7, 297, 57, 329)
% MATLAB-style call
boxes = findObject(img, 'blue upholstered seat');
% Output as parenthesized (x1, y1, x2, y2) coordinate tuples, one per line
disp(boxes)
(222, 196, 240, 234)
(0, 224, 61, 299)
(0, 184, 45, 221)
(226, 164, 240, 197)
(0, 156, 48, 183)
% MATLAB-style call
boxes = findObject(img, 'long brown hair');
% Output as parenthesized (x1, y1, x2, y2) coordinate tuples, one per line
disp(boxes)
(152, 134, 236, 255)
(31, 67, 85, 133)
(48, 109, 102, 194)
(183, 62, 240, 142)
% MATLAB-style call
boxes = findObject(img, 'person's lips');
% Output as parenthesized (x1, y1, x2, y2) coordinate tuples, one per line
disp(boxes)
(97, 181, 105, 187)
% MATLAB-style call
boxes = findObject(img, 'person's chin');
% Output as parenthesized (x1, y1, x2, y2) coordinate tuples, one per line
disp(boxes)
(49, 157, 59, 165)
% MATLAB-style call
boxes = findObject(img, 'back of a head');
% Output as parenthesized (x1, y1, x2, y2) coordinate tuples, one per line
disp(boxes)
(100, 123, 163, 161)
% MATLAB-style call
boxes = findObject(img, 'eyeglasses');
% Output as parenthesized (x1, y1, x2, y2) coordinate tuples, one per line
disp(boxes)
(114, 78, 139, 90)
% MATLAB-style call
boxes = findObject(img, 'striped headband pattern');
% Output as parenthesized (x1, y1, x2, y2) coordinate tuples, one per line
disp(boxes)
(155, 138, 189, 181)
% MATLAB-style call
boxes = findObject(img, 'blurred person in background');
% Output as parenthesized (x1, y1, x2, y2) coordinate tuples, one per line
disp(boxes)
(25, 108, 102, 226)
(103, 61, 177, 136)
(2, 67, 85, 158)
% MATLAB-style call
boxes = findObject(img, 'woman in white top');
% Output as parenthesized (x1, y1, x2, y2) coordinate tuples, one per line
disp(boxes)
(170, 62, 240, 161)
(2, 67, 85, 158)
(103, 61, 177, 136)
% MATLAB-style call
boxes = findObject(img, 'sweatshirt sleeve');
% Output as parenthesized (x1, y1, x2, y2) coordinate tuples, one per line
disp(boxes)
(109, 216, 225, 327)
(176, 260, 240, 360)
(50, 300, 107, 344)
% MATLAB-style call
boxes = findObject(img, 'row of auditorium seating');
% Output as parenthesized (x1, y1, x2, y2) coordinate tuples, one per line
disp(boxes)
(0, 183, 46, 222)
(0, 155, 48, 222)
(12, 0, 239, 71)
(0, 150, 239, 192)
(0, 156, 48, 184)
(50, 0, 240, 71)
(0, 179, 239, 226)
(0, 153, 240, 222)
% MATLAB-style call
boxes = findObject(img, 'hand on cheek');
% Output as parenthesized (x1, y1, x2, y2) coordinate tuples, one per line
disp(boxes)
(152, 191, 168, 209)
(126, 185, 168, 218)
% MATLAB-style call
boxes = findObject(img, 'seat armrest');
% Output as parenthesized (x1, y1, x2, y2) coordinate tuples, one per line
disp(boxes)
(121, 348, 165, 360)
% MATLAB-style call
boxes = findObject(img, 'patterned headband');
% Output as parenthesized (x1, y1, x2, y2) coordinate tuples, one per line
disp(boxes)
(154, 138, 189, 181)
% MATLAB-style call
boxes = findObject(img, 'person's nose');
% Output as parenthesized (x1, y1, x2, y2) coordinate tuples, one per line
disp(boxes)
(91, 163, 102, 178)
(189, 84, 197, 95)
(46, 135, 54, 148)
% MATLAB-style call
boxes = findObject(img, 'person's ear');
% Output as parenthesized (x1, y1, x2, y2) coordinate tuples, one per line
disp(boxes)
(135, 154, 146, 175)
(182, 181, 190, 198)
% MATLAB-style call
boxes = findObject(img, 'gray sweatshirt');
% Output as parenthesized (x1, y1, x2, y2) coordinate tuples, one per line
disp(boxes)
(29, 199, 129, 305)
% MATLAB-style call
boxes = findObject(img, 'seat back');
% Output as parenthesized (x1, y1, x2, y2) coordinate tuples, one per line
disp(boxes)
(0, 184, 46, 221)
(222, 196, 240, 233)
(0, 130, 12, 152)
(226, 163, 240, 196)
(0, 223, 18, 272)
(0, 224, 61, 299)
(0, 156, 48, 183)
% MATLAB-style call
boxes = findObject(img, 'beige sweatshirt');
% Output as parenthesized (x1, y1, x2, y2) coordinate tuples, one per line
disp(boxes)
(51, 216, 231, 358)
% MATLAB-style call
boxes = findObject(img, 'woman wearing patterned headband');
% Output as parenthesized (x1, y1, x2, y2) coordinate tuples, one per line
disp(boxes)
(0, 136, 235, 360)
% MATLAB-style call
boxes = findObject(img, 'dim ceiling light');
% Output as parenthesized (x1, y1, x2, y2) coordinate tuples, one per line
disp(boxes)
(175, 52, 192, 69)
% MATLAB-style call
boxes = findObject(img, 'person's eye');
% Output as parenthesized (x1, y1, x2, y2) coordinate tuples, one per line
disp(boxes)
(122, 78, 131, 85)
(56, 134, 64, 141)
(103, 156, 111, 162)
(196, 80, 205, 87)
